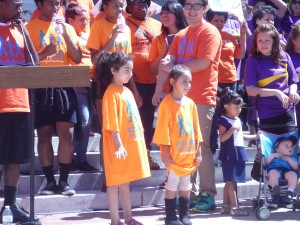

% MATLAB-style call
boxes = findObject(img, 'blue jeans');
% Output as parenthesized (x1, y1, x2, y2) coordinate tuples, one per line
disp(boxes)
(74, 88, 91, 163)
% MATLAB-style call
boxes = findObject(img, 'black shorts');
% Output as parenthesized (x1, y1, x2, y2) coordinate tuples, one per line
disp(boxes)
(35, 88, 77, 128)
(0, 112, 31, 164)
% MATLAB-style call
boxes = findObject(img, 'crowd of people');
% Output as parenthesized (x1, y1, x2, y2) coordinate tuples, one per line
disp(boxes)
(0, 0, 300, 224)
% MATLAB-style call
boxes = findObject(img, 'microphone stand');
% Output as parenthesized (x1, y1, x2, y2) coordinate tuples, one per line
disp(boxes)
(16, 20, 42, 225)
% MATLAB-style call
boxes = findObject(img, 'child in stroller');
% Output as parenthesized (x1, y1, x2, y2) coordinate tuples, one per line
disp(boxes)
(265, 135, 299, 208)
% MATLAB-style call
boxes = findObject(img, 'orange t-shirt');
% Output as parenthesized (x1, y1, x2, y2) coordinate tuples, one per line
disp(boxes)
(126, 16, 161, 84)
(26, 18, 78, 66)
(102, 84, 150, 186)
(169, 23, 222, 105)
(0, 24, 29, 113)
(86, 18, 131, 54)
(218, 31, 241, 84)
(148, 33, 170, 93)
(153, 94, 202, 176)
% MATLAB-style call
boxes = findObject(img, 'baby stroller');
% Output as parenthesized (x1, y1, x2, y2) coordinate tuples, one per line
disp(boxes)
(251, 109, 300, 220)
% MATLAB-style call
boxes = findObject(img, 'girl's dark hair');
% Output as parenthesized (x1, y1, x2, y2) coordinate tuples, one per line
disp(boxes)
(169, 64, 191, 92)
(177, 0, 208, 6)
(286, 24, 300, 54)
(160, 1, 189, 36)
(289, 0, 299, 16)
(94, 51, 133, 98)
(251, 24, 283, 63)
(100, 0, 114, 11)
(65, 1, 87, 22)
(252, 5, 276, 30)
(205, 9, 228, 22)
(218, 87, 243, 116)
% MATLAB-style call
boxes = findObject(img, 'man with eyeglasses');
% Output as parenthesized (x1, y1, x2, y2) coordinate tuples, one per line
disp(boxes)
(158, 0, 222, 213)
(0, 0, 40, 223)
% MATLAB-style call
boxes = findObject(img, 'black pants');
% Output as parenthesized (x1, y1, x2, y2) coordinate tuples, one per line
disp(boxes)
(135, 82, 156, 150)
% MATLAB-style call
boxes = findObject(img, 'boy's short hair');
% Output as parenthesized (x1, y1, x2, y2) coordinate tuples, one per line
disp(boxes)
(274, 135, 297, 149)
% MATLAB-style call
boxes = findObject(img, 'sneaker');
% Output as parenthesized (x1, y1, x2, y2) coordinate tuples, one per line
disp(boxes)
(281, 191, 294, 204)
(77, 161, 98, 172)
(58, 181, 76, 196)
(40, 181, 58, 195)
(191, 192, 215, 212)
(268, 195, 280, 208)
(126, 218, 144, 225)
(230, 207, 249, 216)
(148, 156, 160, 170)
(0, 204, 40, 223)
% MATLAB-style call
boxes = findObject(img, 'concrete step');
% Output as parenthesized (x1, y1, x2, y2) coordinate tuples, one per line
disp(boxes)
(1, 180, 260, 214)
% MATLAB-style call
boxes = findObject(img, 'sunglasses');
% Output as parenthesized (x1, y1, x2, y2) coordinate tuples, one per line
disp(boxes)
(292, 0, 300, 5)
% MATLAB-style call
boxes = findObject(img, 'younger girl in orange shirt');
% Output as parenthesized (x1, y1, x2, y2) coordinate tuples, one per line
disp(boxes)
(153, 65, 202, 225)
(96, 52, 150, 225)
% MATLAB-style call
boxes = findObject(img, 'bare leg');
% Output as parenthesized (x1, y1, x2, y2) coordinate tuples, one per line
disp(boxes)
(37, 125, 54, 167)
(107, 185, 121, 225)
(119, 183, 132, 222)
(227, 182, 238, 208)
(285, 171, 298, 190)
(56, 122, 74, 164)
(3, 164, 20, 187)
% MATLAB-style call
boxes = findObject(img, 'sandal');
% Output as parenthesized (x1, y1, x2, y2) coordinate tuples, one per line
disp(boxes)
(230, 207, 249, 216)
(221, 205, 231, 214)
(126, 218, 143, 225)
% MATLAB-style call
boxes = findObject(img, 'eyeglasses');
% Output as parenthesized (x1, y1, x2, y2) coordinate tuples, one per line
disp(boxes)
(292, 0, 300, 5)
(183, 3, 204, 10)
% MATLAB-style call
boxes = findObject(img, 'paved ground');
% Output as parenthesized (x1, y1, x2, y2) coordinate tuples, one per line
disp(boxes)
(35, 199, 300, 225)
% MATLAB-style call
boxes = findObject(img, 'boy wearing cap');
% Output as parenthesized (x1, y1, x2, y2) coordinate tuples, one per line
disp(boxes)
(266, 135, 299, 207)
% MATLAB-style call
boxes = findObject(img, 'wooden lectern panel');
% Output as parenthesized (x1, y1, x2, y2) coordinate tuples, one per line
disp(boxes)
(0, 66, 90, 89)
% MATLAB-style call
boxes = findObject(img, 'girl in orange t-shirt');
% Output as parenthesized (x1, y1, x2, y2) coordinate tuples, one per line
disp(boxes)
(153, 65, 202, 225)
(96, 52, 150, 225)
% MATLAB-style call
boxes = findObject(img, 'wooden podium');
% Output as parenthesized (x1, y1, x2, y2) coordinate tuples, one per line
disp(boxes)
(0, 65, 90, 225)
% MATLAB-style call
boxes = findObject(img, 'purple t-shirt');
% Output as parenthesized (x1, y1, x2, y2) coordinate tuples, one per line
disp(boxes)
(244, 52, 299, 119)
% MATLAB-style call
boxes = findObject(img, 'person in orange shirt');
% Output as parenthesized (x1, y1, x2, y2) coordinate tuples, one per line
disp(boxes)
(158, 0, 222, 213)
(86, 0, 133, 192)
(125, 0, 161, 170)
(206, 9, 247, 92)
(149, 1, 188, 100)
(66, 2, 97, 172)
(153, 65, 202, 225)
(27, 0, 82, 196)
(97, 52, 150, 225)
(0, 0, 40, 223)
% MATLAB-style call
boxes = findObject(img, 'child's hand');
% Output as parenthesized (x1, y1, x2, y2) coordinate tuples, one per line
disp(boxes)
(273, 152, 281, 158)
(114, 146, 127, 160)
(281, 155, 290, 161)
(162, 154, 173, 169)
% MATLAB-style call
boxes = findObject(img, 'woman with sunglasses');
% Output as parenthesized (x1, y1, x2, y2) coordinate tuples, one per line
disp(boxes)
(289, 0, 300, 24)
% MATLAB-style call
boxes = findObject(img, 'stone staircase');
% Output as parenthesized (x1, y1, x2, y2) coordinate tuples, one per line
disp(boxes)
(0, 134, 261, 214)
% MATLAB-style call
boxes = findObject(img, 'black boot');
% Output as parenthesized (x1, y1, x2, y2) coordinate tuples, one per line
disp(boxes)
(179, 197, 192, 225)
(165, 198, 183, 225)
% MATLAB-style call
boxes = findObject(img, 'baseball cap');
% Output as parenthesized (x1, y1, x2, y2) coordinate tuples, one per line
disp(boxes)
(126, 0, 151, 14)
(274, 135, 297, 149)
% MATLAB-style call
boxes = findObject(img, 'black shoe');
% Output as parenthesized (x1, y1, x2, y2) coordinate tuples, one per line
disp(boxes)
(0, 204, 40, 223)
(77, 161, 98, 172)
(58, 181, 75, 196)
(268, 195, 280, 208)
(281, 191, 294, 204)
(40, 181, 58, 195)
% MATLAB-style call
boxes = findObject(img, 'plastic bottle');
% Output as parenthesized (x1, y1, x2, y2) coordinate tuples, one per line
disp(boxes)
(2, 206, 13, 225)
(52, 15, 63, 35)
(116, 14, 126, 41)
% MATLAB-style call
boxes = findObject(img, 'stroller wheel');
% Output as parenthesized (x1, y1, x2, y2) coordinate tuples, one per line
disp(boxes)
(255, 206, 270, 220)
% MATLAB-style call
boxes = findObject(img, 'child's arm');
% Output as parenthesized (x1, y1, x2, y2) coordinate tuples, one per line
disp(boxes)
(281, 156, 299, 171)
(243, 134, 258, 141)
(160, 145, 173, 169)
(194, 145, 202, 166)
(111, 131, 127, 159)
(265, 153, 280, 165)
(219, 123, 239, 143)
